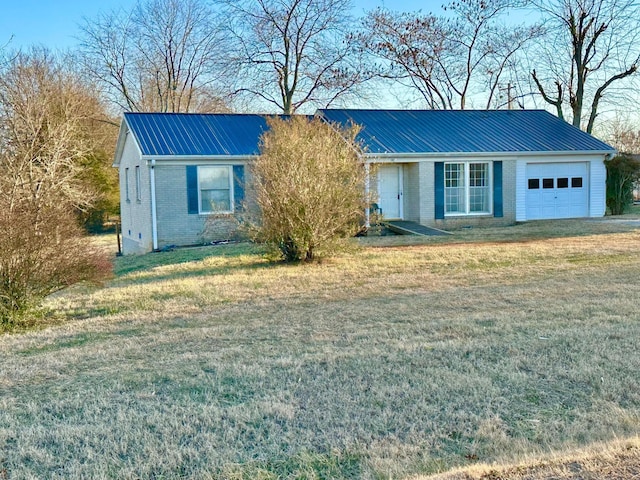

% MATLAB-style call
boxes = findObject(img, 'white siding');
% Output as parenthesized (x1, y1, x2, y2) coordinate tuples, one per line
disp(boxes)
(589, 158, 607, 217)
(515, 159, 527, 222)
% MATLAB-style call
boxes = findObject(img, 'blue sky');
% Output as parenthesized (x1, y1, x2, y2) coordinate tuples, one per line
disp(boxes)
(0, 0, 435, 51)
(1, 0, 130, 50)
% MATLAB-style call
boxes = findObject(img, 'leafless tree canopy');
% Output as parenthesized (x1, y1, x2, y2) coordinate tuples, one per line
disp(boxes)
(0, 50, 95, 211)
(80, 0, 229, 113)
(359, 0, 542, 109)
(0, 50, 112, 323)
(221, 0, 371, 114)
(531, 0, 640, 133)
(604, 119, 640, 153)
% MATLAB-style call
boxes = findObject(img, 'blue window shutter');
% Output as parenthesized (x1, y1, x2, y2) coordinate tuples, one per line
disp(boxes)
(233, 165, 245, 211)
(186, 166, 198, 214)
(493, 161, 503, 218)
(434, 162, 445, 219)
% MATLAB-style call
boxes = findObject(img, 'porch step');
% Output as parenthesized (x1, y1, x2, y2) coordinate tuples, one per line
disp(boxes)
(384, 220, 451, 237)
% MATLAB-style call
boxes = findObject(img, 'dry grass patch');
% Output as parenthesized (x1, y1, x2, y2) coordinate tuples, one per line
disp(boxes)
(1, 221, 640, 478)
(49, 226, 640, 320)
(421, 437, 640, 479)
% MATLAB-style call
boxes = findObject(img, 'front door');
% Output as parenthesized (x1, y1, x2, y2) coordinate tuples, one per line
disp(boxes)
(378, 165, 403, 219)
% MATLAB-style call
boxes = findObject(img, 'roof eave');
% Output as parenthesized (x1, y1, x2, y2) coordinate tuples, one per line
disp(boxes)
(112, 117, 131, 168)
(140, 154, 257, 162)
(364, 149, 616, 160)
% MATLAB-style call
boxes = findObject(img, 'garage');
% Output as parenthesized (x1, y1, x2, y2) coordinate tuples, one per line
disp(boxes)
(525, 162, 589, 220)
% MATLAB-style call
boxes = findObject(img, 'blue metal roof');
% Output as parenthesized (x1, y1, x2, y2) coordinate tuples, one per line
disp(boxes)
(124, 112, 272, 156)
(318, 109, 614, 154)
(121, 110, 615, 159)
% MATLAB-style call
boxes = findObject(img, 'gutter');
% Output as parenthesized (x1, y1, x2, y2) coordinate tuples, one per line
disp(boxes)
(140, 154, 256, 162)
(364, 150, 617, 161)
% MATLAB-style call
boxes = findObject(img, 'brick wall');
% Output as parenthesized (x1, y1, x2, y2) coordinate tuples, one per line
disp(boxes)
(419, 159, 517, 230)
(155, 165, 247, 248)
(403, 163, 420, 222)
(119, 134, 153, 255)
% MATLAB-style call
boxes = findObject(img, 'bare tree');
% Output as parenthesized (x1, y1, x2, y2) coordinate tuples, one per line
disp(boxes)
(80, 0, 229, 113)
(603, 119, 640, 153)
(358, 10, 450, 109)
(531, 0, 640, 133)
(614, 129, 640, 154)
(359, 0, 541, 109)
(0, 50, 93, 210)
(221, 0, 370, 114)
(0, 50, 112, 325)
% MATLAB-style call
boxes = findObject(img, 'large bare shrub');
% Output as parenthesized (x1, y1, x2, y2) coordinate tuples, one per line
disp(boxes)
(0, 50, 113, 328)
(0, 202, 112, 328)
(251, 116, 366, 262)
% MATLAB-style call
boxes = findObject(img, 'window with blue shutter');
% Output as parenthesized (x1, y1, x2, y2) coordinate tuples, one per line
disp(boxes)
(187, 165, 243, 214)
(436, 161, 499, 217)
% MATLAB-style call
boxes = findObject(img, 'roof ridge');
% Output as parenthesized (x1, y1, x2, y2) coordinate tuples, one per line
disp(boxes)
(319, 108, 549, 113)
(122, 111, 297, 117)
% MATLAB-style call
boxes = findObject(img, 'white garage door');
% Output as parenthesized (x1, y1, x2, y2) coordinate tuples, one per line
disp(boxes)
(526, 162, 589, 220)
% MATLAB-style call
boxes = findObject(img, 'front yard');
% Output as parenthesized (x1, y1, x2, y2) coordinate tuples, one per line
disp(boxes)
(1, 218, 639, 478)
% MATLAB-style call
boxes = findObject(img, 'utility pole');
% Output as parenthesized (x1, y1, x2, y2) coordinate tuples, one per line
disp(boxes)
(499, 83, 515, 109)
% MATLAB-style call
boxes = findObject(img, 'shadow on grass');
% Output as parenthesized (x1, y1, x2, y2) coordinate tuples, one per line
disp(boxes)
(114, 218, 640, 278)
(111, 246, 292, 290)
(114, 242, 267, 277)
(17, 328, 144, 356)
(220, 449, 364, 479)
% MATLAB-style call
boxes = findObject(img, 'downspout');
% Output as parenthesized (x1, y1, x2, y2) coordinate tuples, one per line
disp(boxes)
(149, 159, 158, 251)
(365, 163, 371, 228)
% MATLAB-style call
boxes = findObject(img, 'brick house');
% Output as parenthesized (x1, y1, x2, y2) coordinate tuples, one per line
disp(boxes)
(113, 109, 615, 254)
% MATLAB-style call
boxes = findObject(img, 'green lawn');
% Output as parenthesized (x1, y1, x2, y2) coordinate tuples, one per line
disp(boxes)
(1, 218, 640, 479)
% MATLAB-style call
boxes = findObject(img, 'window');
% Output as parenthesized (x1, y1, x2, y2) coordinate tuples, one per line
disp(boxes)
(469, 163, 490, 212)
(445, 163, 465, 213)
(528, 179, 540, 189)
(571, 177, 583, 188)
(444, 162, 491, 215)
(543, 178, 554, 189)
(557, 177, 569, 188)
(135, 166, 141, 201)
(199, 166, 232, 213)
(125, 168, 130, 201)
